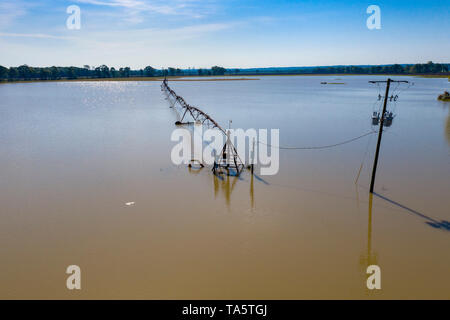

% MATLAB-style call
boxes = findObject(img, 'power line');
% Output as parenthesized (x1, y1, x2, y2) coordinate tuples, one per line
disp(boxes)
(258, 130, 377, 150)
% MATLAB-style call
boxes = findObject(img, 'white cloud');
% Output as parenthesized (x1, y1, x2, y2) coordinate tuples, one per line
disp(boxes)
(65, 22, 237, 50)
(75, 0, 145, 8)
(0, 21, 238, 67)
(0, 1, 28, 29)
(0, 32, 74, 39)
(74, 0, 206, 15)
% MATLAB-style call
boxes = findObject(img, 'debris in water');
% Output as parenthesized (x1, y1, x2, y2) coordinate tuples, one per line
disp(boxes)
(438, 91, 450, 101)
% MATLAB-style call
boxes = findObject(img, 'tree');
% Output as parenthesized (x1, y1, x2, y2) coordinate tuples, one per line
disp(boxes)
(124, 67, 130, 77)
(8, 68, 18, 80)
(99, 65, 110, 78)
(110, 67, 117, 77)
(211, 66, 226, 75)
(39, 68, 51, 80)
(372, 66, 382, 74)
(94, 66, 101, 78)
(413, 64, 423, 73)
(392, 64, 404, 74)
(168, 67, 176, 76)
(17, 65, 33, 79)
(0, 66, 8, 80)
(67, 67, 76, 79)
(50, 66, 59, 79)
(144, 66, 155, 77)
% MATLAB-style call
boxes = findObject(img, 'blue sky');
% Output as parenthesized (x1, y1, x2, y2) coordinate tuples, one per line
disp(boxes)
(0, 0, 448, 68)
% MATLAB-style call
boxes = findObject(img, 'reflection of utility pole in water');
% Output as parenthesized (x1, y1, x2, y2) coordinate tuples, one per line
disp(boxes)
(367, 194, 375, 266)
(213, 172, 219, 198)
(250, 173, 254, 209)
(250, 137, 255, 209)
(360, 193, 378, 269)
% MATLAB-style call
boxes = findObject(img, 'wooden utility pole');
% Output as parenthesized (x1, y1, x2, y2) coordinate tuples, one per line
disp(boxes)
(369, 78, 408, 193)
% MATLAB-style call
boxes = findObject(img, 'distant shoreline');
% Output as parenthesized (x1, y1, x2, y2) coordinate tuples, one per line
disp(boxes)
(0, 73, 448, 85)
(0, 76, 261, 84)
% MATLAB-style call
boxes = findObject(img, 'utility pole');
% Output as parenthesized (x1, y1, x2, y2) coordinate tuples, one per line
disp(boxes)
(369, 78, 408, 193)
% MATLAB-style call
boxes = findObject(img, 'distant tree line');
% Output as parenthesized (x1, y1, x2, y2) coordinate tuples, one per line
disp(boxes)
(309, 61, 448, 75)
(0, 62, 448, 82)
(0, 64, 231, 81)
(0, 65, 159, 81)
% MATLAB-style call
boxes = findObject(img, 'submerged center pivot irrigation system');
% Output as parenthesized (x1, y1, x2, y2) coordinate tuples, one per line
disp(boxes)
(161, 78, 245, 175)
(161, 77, 409, 193)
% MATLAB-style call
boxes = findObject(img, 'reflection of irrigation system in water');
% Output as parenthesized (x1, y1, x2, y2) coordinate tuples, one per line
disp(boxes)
(187, 158, 255, 210)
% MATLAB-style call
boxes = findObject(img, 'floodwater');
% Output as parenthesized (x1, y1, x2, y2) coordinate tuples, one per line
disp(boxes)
(0, 75, 449, 299)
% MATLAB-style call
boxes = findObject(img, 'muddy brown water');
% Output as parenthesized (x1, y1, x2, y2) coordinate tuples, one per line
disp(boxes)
(0, 76, 449, 299)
